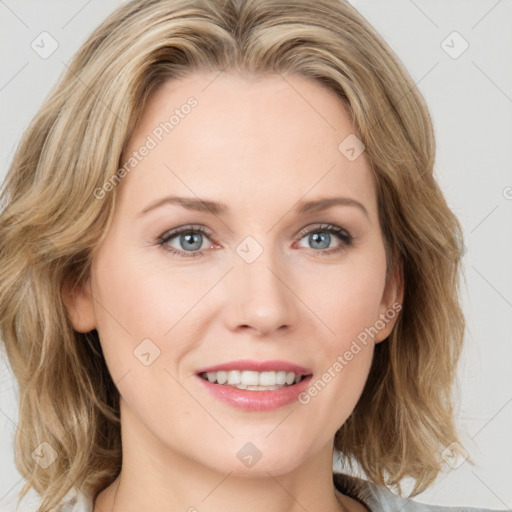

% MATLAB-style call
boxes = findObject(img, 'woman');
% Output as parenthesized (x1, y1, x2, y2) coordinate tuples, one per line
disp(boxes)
(0, 1, 504, 511)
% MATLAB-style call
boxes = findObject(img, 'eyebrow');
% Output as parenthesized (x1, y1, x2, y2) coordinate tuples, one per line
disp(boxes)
(138, 195, 369, 219)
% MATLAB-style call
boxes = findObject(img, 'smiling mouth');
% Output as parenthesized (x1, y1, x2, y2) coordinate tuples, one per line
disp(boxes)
(198, 370, 311, 391)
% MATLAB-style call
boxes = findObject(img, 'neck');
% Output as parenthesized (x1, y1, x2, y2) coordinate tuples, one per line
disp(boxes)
(93, 399, 356, 512)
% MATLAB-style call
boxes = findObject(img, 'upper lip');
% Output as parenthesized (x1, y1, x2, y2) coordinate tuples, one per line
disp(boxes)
(196, 359, 313, 376)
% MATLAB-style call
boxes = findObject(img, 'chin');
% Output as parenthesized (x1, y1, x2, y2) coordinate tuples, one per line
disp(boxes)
(219, 444, 308, 477)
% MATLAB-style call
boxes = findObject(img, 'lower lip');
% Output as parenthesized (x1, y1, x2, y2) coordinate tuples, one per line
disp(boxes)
(196, 374, 313, 411)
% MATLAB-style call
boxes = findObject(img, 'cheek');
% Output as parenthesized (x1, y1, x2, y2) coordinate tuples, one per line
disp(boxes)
(297, 251, 387, 344)
(298, 270, 380, 433)
(91, 253, 199, 342)
(88, 255, 169, 381)
(90, 257, 204, 427)
(292, 249, 385, 417)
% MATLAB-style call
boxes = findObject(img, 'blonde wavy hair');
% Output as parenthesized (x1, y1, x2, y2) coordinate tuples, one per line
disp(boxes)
(0, 0, 466, 510)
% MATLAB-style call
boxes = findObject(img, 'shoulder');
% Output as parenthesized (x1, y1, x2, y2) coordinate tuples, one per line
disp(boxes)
(333, 472, 507, 512)
(54, 487, 94, 512)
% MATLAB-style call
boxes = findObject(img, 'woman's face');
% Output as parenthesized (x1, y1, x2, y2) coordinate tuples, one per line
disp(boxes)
(67, 72, 402, 476)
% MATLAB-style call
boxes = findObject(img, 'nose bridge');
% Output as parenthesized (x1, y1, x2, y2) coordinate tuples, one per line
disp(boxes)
(227, 233, 297, 334)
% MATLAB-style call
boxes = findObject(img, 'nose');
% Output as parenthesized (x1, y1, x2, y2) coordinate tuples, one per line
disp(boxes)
(223, 247, 300, 337)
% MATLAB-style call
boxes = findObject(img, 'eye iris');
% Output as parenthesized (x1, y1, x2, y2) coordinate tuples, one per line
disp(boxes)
(309, 232, 330, 250)
(181, 232, 202, 251)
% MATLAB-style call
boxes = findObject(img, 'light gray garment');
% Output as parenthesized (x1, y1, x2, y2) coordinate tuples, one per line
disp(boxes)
(333, 472, 508, 512)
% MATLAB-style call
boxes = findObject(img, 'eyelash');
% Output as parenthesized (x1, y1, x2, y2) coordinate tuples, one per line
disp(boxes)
(157, 223, 354, 259)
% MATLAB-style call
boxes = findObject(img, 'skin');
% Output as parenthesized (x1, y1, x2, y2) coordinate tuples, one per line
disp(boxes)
(64, 71, 403, 512)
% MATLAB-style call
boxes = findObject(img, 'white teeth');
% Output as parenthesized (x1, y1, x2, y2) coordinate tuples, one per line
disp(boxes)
(246, 385, 281, 390)
(276, 371, 287, 385)
(259, 371, 276, 386)
(227, 370, 241, 385)
(201, 370, 306, 388)
(241, 371, 259, 386)
(216, 371, 228, 384)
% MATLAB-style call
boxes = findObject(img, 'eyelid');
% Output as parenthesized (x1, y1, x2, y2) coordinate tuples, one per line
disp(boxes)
(158, 224, 213, 242)
(295, 222, 352, 241)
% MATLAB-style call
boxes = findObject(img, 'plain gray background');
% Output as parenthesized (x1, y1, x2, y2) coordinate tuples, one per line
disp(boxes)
(1, 0, 511, 510)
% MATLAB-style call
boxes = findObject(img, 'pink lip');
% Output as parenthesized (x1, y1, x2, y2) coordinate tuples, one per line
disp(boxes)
(196, 374, 313, 411)
(195, 359, 312, 376)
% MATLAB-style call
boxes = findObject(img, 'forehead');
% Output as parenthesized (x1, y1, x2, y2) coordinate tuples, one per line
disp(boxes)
(118, 72, 377, 221)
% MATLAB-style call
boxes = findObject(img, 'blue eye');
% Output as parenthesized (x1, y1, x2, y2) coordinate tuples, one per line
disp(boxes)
(158, 223, 353, 258)
(158, 225, 212, 258)
(295, 223, 354, 256)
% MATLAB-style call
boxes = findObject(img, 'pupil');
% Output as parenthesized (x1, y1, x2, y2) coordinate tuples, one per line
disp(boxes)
(310, 232, 330, 249)
(182, 233, 202, 250)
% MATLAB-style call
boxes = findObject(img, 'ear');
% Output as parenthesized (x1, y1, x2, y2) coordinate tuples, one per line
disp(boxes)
(374, 260, 404, 344)
(61, 278, 97, 333)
